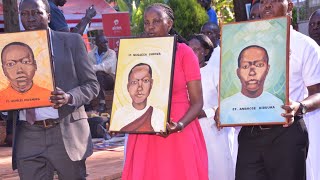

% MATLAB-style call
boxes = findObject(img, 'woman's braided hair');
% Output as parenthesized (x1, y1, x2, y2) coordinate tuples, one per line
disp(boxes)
(145, 3, 188, 44)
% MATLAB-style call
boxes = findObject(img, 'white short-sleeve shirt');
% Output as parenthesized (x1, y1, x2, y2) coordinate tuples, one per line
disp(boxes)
(289, 26, 320, 101)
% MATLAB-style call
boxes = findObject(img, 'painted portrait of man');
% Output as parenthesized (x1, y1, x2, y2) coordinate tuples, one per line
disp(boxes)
(111, 63, 165, 132)
(0, 41, 53, 110)
(220, 45, 285, 125)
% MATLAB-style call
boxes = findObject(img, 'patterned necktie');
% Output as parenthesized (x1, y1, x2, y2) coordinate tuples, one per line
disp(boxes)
(26, 108, 36, 125)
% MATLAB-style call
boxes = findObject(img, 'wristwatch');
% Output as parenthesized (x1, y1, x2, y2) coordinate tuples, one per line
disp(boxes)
(177, 122, 184, 131)
(298, 102, 307, 115)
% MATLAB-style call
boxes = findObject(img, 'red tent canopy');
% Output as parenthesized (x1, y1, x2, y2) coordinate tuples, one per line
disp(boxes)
(0, 0, 116, 15)
(60, 0, 116, 14)
(0, 0, 117, 30)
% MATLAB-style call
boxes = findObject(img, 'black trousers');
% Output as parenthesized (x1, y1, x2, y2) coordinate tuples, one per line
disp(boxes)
(96, 71, 114, 100)
(236, 116, 309, 180)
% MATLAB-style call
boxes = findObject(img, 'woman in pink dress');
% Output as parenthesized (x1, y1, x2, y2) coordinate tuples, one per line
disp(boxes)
(122, 3, 208, 180)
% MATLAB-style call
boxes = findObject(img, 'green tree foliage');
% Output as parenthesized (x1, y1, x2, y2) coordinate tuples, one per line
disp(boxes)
(117, 0, 129, 11)
(167, 0, 208, 38)
(212, 0, 234, 23)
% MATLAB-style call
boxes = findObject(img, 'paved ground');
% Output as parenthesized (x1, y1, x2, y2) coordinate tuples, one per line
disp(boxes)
(0, 146, 124, 180)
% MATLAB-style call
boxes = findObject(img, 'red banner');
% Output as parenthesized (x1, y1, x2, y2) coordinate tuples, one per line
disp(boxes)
(102, 12, 131, 53)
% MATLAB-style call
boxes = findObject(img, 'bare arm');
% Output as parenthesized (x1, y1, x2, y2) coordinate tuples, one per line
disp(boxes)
(302, 83, 320, 112)
(167, 80, 204, 133)
(71, 6, 97, 35)
(282, 83, 320, 127)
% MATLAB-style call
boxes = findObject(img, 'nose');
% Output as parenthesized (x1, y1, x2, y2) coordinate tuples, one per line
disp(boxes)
(249, 67, 256, 76)
(148, 22, 155, 31)
(16, 64, 24, 73)
(27, 14, 36, 21)
(137, 80, 143, 90)
(264, 1, 272, 9)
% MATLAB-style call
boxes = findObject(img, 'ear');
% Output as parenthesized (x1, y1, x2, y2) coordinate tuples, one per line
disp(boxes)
(204, 48, 210, 57)
(150, 79, 154, 88)
(287, 1, 294, 13)
(34, 60, 37, 70)
(2, 66, 8, 77)
(167, 19, 173, 33)
(236, 68, 240, 79)
(47, 13, 51, 23)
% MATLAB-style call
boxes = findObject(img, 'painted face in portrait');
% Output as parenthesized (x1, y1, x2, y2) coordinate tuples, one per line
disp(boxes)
(237, 47, 270, 98)
(2, 45, 37, 93)
(127, 65, 154, 110)
(143, 7, 173, 37)
(189, 38, 206, 66)
(19, 0, 51, 31)
(309, 10, 320, 45)
(259, 0, 293, 19)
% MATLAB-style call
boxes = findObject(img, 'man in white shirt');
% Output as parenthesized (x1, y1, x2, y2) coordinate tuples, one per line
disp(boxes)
(219, 1, 320, 180)
(88, 34, 117, 113)
(201, 21, 220, 85)
(305, 9, 320, 180)
(308, 9, 320, 46)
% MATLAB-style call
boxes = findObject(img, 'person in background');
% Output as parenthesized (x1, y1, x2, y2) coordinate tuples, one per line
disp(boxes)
(122, 3, 208, 179)
(48, 0, 96, 35)
(0, 112, 12, 147)
(201, 21, 220, 48)
(201, 22, 220, 84)
(305, 8, 320, 180)
(198, 0, 218, 25)
(87, 34, 117, 114)
(11, 0, 99, 179)
(189, 33, 234, 180)
(308, 9, 320, 46)
(249, 0, 260, 20)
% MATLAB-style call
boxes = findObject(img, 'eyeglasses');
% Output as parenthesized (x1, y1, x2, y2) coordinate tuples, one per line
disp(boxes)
(240, 60, 267, 69)
(3, 58, 35, 69)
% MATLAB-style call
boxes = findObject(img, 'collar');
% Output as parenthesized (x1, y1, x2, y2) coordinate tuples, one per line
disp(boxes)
(94, 47, 107, 56)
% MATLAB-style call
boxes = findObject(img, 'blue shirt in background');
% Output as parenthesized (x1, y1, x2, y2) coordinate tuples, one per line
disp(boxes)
(94, 49, 106, 65)
(207, 7, 218, 25)
(48, 1, 69, 31)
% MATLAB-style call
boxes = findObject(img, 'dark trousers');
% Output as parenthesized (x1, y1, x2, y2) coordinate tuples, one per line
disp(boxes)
(236, 116, 309, 180)
(96, 71, 114, 100)
(15, 122, 87, 180)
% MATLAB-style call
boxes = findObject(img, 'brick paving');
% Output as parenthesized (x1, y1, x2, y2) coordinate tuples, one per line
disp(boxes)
(0, 146, 124, 180)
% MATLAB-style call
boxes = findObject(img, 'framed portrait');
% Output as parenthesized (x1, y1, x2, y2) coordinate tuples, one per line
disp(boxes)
(109, 36, 176, 133)
(0, 30, 54, 111)
(219, 16, 290, 126)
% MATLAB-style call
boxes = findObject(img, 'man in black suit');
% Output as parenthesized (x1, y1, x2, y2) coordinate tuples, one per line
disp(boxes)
(10, 0, 100, 179)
